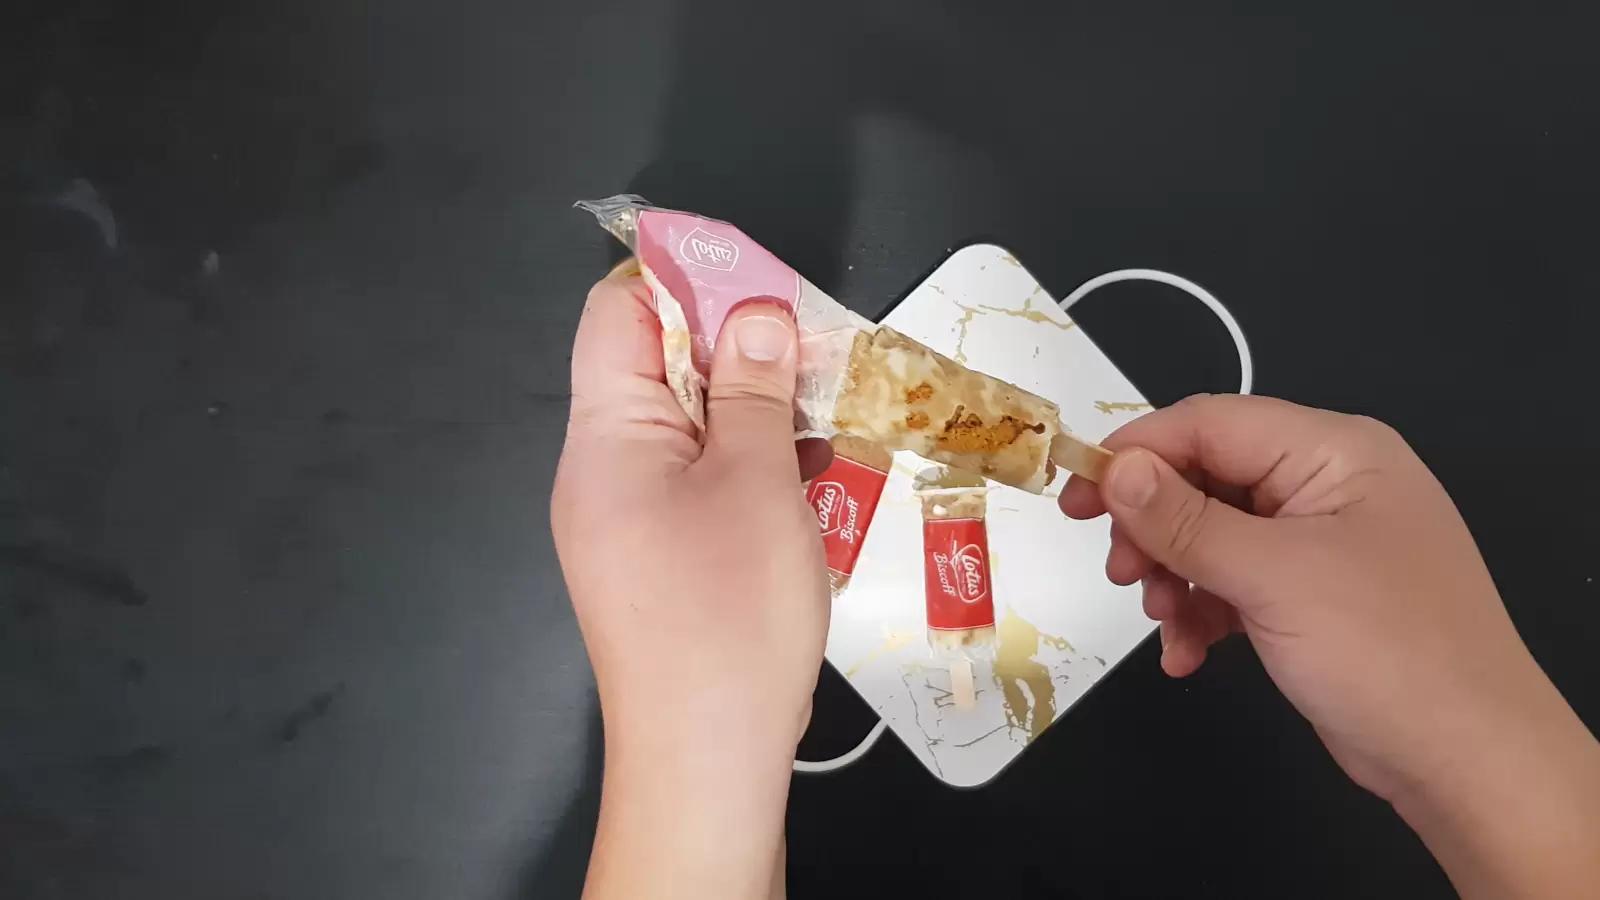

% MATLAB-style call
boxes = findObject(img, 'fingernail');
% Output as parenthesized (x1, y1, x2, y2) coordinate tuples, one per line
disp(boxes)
(1110, 450, 1160, 509)
(732, 315, 792, 363)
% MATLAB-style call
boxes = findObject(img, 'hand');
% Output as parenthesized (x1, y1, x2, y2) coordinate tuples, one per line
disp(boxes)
(1061, 394, 1600, 899)
(551, 261, 829, 899)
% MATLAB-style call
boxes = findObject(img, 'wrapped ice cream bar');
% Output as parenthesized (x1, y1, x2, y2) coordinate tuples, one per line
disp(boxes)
(576, 194, 871, 437)
(916, 469, 996, 658)
(577, 195, 1112, 489)
(833, 326, 1065, 493)
(806, 435, 892, 596)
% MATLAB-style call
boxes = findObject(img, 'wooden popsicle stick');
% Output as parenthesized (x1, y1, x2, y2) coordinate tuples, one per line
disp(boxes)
(951, 659, 976, 711)
(1049, 431, 1116, 483)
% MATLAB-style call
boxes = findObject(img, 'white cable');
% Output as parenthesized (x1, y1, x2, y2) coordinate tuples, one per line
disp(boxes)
(795, 268, 1251, 776)
(1059, 268, 1253, 396)
(792, 719, 887, 774)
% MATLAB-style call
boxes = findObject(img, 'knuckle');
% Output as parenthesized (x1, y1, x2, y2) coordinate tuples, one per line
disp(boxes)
(1106, 393, 1213, 449)
(1167, 492, 1216, 561)
(1339, 413, 1406, 454)
(708, 376, 793, 413)
(566, 396, 605, 430)
(705, 383, 796, 436)
(565, 393, 637, 436)
(563, 406, 610, 447)
(585, 270, 646, 307)
(584, 278, 617, 306)
(1357, 414, 1402, 444)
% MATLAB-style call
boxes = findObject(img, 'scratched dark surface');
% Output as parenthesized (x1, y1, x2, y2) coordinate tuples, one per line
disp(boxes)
(3, 2, 1599, 898)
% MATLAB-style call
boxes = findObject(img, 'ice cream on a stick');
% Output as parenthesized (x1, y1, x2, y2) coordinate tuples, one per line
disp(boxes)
(832, 325, 1111, 493)
(576, 195, 1113, 492)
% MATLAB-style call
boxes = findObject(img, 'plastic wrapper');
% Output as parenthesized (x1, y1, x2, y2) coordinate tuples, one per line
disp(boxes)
(577, 194, 1110, 493)
(915, 468, 996, 659)
(806, 435, 892, 597)
(576, 194, 870, 436)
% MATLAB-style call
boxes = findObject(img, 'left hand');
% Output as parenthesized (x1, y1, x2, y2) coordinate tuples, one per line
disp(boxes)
(551, 261, 830, 898)
(553, 259, 831, 756)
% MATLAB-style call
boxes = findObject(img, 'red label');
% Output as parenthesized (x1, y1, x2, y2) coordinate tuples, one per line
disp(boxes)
(923, 518, 996, 631)
(806, 457, 888, 577)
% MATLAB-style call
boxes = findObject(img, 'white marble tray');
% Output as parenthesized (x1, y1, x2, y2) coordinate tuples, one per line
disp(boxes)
(822, 244, 1157, 787)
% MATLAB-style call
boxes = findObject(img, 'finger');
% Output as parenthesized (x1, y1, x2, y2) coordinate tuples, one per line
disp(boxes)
(1193, 587, 1245, 637)
(1059, 473, 1106, 520)
(568, 261, 696, 446)
(1157, 620, 1199, 677)
(796, 437, 835, 483)
(1161, 587, 1240, 677)
(571, 259, 661, 391)
(1098, 394, 1350, 513)
(699, 302, 800, 475)
(1160, 591, 1209, 678)
(1141, 566, 1187, 621)
(1161, 623, 1207, 677)
(1101, 447, 1285, 602)
(1106, 525, 1154, 586)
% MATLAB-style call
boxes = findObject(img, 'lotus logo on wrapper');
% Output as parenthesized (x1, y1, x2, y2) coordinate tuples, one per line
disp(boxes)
(932, 543, 989, 604)
(807, 452, 890, 585)
(921, 507, 996, 633)
(808, 481, 861, 542)
(678, 227, 739, 271)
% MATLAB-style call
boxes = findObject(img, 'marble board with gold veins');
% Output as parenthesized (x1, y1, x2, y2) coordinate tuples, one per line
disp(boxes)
(823, 244, 1155, 786)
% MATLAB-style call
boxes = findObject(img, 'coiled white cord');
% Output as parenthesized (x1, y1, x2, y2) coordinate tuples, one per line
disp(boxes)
(792, 719, 888, 773)
(794, 267, 1253, 775)
(1058, 268, 1253, 396)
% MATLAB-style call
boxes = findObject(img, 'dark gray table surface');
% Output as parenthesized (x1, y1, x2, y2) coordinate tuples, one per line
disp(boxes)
(4, 2, 1598, 898)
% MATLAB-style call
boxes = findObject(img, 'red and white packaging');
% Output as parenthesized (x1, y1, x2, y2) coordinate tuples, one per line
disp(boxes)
(916, 473, 997, 659)
(924, 516, 994, 632)
(917, 471, 994, 711)
(806, 435, 892, 596)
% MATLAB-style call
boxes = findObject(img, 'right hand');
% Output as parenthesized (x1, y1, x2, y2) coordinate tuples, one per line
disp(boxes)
(1058, 396, 1600, 838)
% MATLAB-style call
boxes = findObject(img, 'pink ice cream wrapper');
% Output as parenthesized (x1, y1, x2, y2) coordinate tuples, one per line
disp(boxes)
(579, 195, 870, 436)
(634, 209, 804, 376)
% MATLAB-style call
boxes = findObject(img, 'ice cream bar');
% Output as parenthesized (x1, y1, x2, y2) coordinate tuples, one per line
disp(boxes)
(806, 435, 892, 596)
(916, 468, 996, 657)
(833, 326, 1065, 493)
(576, 195, 1112, 490)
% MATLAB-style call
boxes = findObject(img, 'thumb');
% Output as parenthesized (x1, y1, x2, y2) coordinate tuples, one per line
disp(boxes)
(700, 302, 799, 473)
(1101, 448, 1279, 600)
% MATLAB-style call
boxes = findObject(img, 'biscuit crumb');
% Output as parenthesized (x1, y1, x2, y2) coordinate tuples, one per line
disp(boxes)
(936, 406, 1043, 454)
(905, 382, 934, 404)
(906, 411, 931, 430)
